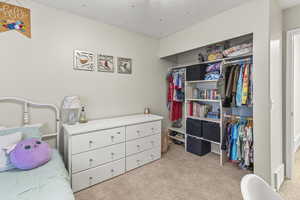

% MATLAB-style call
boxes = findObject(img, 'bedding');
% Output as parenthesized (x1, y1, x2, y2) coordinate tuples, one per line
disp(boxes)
(0, 149, 74, 200)
(0, 124, 42, 139)
(0, 132, 22, 172)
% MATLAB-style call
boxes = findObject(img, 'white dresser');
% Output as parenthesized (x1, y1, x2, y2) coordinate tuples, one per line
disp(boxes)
(63, 114, 163, 192)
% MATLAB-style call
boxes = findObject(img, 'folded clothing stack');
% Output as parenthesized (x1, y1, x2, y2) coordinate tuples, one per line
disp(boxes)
(223, 43, 253, 57)
(206, 111, 220, 119)
(204, 62, 221, 80)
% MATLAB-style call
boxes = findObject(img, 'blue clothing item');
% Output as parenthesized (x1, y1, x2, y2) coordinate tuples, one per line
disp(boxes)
(204, 72, 221, 80)
(230, 124, 239, 161)
(236, 64, 244, 107)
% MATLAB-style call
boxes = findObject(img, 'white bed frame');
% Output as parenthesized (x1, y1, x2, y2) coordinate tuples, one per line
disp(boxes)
(0, 97, 60, 148)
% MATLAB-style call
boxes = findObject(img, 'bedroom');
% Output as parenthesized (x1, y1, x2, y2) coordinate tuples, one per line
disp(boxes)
(0, 0, 299, 199)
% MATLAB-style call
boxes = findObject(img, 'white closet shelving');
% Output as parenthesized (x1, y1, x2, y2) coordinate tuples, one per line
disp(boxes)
(167, 33, 254, 169)
(167, 54, 253, 166)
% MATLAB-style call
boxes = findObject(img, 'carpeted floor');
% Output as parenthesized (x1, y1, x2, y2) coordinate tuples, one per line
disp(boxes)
(75, 144, 250, 200)
(280, 149, 300, 200)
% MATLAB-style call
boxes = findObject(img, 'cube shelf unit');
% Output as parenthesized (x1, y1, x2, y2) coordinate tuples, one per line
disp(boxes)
(185, 78, 224, 165)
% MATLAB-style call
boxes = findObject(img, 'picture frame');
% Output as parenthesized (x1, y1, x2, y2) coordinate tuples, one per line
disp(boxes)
(117, 57, 132, 74)
(97, 54, 114, 73)
(73, 50, 95, 71)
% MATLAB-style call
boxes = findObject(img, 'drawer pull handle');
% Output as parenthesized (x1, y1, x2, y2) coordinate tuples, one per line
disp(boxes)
(137, 145, 140, 148)
(111, 136, 115, 140)
(89, 177, 93, 180)
(137, 130, 140, 134)
(151, 127, 154, 130)
(111, 152, 115, 155)
(89, 158, 93, 162)
(137, 159, 140, 163)
(116, 132, 121, 134)
(89, 140, 93, 148)
(111, 169, 114, 173)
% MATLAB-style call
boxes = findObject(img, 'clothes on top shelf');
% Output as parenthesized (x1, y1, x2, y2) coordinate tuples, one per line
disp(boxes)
(167, 70, 185, 122)
(223, 43, 253, 57)
(221, 62, 253, 107)
(221, 118, 253, 170)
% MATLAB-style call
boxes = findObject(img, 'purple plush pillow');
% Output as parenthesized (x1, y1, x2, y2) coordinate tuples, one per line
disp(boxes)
(10, 138, 52, 170)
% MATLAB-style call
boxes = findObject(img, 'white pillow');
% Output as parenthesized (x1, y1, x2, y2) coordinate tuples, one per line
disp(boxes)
(0, 132, 22, 172)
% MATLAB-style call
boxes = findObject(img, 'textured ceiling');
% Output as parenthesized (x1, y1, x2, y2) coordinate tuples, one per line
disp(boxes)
(32, 0, 251, 38)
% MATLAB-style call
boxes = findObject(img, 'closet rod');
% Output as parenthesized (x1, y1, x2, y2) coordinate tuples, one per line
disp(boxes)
(223, 60, 252, 66)
(224, 114, 253, 121)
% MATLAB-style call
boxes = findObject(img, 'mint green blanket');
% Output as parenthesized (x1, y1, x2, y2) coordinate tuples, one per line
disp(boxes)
(0, 150, 74, 200)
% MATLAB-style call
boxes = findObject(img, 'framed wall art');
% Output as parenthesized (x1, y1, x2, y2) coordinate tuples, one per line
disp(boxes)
(117, 57, 132, 74)
(97, 54, 114, 73)
(73, 50, 95, 71)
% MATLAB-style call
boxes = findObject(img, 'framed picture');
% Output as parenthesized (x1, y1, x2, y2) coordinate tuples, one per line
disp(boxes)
(97, 54, 114, 72)
(117, 57, 132, 74)
(73, 50, 95, 71)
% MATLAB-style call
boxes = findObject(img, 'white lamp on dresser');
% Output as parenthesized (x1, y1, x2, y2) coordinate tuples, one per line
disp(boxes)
(63, 114, 163, 192)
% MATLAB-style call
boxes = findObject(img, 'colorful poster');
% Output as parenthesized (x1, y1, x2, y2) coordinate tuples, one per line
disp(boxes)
(0, 2, 31, 38)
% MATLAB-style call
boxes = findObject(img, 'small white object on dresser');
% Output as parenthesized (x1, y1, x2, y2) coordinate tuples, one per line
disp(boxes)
(63, 114, 163, 192)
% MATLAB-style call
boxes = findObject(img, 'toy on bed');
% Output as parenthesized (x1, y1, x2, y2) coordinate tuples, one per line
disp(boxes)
(10, 138, 52, 170)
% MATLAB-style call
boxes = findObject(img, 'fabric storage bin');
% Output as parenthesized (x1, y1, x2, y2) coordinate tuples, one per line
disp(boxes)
(186, 118, 202, 137)
(187, 136, 211, 156)
(186, 65, 206, 81)
(202, 121, 220, 143)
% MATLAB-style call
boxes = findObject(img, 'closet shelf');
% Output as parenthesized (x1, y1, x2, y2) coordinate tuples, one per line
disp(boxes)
(169, 52, 253, 70)
(224, 114, 253, 120)
(168, 135, 185, 143)
(168, 127, 186, 135)
(186, 99, 221, 103)
(186, 80, 219, 84)
(187, 116, 220, 124)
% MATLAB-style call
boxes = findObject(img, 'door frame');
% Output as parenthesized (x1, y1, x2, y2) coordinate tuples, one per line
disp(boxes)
(285, 28, 300, 179)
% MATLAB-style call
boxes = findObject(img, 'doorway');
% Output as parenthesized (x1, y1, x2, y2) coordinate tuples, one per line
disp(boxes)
(286, 28, 300, 179)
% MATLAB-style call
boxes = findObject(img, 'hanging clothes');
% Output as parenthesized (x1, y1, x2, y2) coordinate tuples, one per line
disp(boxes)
(236, 64, 244, 107)
(242, 64, 250, 105)
(167, 70, 185, 122)
(222, 59, 253, 108)
(222, 118, 254, 170)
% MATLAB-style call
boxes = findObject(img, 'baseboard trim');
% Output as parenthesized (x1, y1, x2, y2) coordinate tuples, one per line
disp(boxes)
(274, 164, 285, 191)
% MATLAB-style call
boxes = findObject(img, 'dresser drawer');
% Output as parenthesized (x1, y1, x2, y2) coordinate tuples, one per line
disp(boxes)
(71, 127, 125, 154)
(126, 147, 161, 172)
(72, 143, 125, 173)
(126, 134, 161, 156)
(72, 158, 125, 192)
(126, 121, 161, 141)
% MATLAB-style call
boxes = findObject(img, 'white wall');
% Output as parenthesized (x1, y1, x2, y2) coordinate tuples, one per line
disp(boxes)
(159, 0, 279, 184)
(0, 1, 169, 136)
(269, 0, 283, 188)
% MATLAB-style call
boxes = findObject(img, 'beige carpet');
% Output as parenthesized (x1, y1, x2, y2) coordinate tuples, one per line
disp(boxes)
(280, 149, 300, 200)
(75, 144, 249, 200)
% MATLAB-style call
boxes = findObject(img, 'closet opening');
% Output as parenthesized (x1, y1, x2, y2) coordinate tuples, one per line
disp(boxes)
(166, 33, 254, 171)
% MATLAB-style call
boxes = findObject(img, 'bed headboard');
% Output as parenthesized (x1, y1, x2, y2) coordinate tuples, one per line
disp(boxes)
(0, 97, 60, 148)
